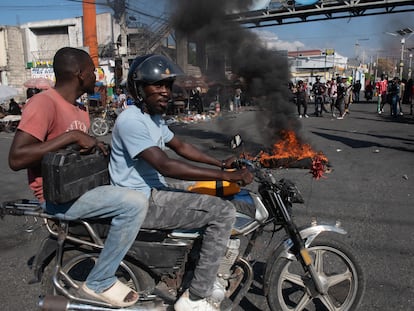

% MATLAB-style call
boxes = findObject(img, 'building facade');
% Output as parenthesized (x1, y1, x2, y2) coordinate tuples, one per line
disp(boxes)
(288, 49, 348, 84)
(0, 13, 122, 101)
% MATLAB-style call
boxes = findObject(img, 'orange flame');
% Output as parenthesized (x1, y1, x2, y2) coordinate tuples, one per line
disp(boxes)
(255, 130, 328, 167)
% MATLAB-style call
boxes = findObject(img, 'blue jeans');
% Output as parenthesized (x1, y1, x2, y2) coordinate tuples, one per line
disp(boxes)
(391, 95, 398, 116)
(142, 186, 236, 298)
(46, 185, 148, 293)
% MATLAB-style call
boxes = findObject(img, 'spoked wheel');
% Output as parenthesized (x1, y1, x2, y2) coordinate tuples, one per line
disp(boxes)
(91, 117, 110, 137)
(267, 233, 365, 311)
(41, 249, 154, 297)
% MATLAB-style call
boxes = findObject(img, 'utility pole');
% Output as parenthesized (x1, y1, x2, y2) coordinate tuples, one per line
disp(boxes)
(83, 0, 98, 67)
(355, 38, 369, 61)
(399, 37, 405, 80)
(385, 28, 413, 79)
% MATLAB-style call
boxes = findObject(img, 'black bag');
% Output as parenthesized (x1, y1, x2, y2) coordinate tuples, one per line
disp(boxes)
(42, 147, 110, 204)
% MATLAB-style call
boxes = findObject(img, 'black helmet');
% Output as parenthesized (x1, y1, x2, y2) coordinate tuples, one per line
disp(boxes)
(128, 54, 183, 100)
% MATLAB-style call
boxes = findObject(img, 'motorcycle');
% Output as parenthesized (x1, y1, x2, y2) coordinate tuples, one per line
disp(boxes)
(91, 105, 118, 137)
(1, 135, 365, 311)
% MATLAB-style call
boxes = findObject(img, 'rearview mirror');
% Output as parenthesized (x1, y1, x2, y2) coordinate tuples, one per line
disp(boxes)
(230, 134, 243, 149)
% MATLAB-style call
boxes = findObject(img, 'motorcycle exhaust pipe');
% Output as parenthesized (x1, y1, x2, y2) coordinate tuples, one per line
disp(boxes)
(39, 295, 165, 311)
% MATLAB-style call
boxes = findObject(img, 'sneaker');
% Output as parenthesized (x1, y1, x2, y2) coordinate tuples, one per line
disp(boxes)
(299, 114, 303, 118)
(378, 110, 382, 115)
(332, 113, 336, 118)
(399, 112, 403, 116)
(174, 290, 219, 311)
(304, 114, 309, 118)
(337, 116, 344, 120)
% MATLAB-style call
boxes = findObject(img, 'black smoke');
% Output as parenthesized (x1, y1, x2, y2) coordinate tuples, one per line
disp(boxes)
(171, 0, 301, 148)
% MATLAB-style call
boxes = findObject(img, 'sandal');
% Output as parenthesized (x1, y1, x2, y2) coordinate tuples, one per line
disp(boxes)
(81, 280, 139, 307)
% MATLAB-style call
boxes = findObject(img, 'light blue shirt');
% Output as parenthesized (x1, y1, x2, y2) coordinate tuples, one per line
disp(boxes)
(109, 105, 174, 198)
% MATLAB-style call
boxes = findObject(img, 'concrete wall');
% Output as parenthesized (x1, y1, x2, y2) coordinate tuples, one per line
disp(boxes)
(97, 12, 120, 46)
(0, 27, 26, 100)
(0, 28, 7, 68)
(5, 27, 26, 88)
(21, 17, 83, 63)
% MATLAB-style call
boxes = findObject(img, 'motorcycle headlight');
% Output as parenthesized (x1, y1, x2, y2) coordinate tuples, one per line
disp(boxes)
(279, 179, 304, 204)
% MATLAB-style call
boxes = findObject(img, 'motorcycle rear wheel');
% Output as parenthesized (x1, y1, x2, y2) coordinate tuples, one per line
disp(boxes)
(267, 233, 365, 311)
(41, 249, 155, 297)
(91, 117, 110, 137)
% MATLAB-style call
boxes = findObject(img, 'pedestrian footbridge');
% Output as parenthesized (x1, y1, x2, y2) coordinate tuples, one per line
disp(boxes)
(228, 0, 414, 27)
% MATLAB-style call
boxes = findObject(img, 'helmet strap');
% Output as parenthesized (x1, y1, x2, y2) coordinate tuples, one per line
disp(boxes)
(133, 84, 147, 112)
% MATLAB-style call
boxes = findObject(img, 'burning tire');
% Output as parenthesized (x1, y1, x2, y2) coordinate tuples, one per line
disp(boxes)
(266, 233, 365, 311)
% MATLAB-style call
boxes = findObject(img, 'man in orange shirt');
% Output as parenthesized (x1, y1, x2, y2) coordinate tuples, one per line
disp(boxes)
(8, 47, 147, 308)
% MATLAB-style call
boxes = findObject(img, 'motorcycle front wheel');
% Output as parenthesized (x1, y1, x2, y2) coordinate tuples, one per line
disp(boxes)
(266, 233, 365, 311)
(91, 117, 110, 137)
(41, 249, 155, 297)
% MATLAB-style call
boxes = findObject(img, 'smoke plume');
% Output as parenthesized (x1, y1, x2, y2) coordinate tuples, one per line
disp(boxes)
(171, 0, 301, 148)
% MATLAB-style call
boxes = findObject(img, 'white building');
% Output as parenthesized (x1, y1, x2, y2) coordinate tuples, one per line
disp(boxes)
(288, 49, 348, 84)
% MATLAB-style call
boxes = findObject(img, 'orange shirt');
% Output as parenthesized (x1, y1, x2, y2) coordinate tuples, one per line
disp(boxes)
(18, 88, 90, 202)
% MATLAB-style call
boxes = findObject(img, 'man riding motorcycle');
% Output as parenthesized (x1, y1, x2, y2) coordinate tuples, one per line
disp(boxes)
(109, 54, 254, 311)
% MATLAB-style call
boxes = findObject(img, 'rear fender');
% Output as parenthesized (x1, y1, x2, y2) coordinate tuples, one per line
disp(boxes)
(263, 224, 347, 295)
(29, 236, 57, 284)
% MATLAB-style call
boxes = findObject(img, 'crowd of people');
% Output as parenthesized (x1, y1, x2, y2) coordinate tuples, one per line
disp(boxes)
(290, 75, 355, 119)
(290, 74, 413, 119)
(375, 74, 413, 116)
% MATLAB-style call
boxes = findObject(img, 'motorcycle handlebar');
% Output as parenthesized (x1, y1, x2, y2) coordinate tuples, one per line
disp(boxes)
(231, 158, 304, 204)
(231, 158, 255, 170)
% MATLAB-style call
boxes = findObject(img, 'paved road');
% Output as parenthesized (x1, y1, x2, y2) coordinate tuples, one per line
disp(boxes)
(0, 102, 413, 310)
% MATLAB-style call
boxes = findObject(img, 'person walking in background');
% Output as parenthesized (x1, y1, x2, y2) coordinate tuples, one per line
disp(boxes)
(398, 78, 405, 115)
(412, 79, 414, 115)
(295, 80, 308, 118)
(328, 78, 338, 117)
(344, 76, 353, 115)
(388, 77, 400, 117)
(403, 78, 413, 115)
(336, 76, 347, 119)
(190, 87, 203, 114)
(377, 74, 388, 114)
(233, 88, 242, 113)
(353, 80, 361, 103)
(364, 80, 374, 102)
(312, 76, 327, 117)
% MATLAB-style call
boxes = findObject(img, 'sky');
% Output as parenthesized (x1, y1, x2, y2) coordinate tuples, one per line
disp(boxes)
(0, 0, 413, 61)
